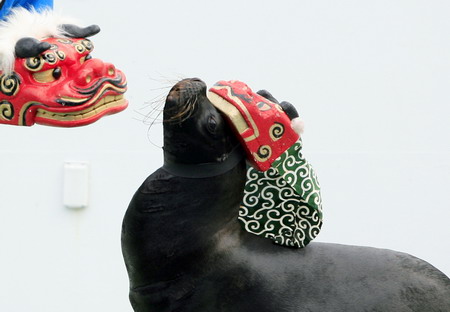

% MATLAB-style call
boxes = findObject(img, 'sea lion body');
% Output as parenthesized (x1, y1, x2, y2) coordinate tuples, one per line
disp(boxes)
(121, 78, 450, 312)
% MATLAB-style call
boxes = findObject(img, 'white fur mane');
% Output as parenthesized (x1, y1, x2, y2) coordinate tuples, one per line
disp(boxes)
(291, 117, 305, 135)
(0, 8, 77, 73)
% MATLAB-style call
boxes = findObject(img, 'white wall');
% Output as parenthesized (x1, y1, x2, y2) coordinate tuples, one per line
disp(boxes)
(1, 1, 449, 311)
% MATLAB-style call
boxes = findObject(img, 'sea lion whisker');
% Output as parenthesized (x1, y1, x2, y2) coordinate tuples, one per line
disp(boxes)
(141, 76, 180, 123)
(145, 107, 164, 149)
(140, 93, 167, 125)
(181, 95, 198, 122)
(133, 111, 163, 125)
(148, 73, 183, 82)
(181, 98, 197, 122)
(146, 99, 165, 130)
(145, 75, 178, 102)
(166, 94, 198, 124)
(144, 103, 164, 122)
(143, 93, 167, 110)
(149, 110, 164, 127)
(147, 85, 173, 92)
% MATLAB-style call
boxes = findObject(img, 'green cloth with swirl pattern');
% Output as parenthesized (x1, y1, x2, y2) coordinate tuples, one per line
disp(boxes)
(239, 140, 323, 248)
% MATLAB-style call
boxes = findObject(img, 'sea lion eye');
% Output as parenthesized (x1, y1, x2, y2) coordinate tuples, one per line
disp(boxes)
(207, 115, 217, 134)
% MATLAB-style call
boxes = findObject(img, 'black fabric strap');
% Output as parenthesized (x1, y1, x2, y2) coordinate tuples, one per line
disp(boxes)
(163, 146, 244, 178)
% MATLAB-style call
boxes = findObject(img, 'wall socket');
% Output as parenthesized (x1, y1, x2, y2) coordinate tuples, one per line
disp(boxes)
(63, 161, 89, 209)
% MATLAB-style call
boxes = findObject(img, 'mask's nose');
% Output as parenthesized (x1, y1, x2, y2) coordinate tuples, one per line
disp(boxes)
(75, 58, 117, 86)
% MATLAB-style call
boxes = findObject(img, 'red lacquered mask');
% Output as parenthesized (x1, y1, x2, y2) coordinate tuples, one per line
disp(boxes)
(208, 80, 298, 171)
(0, 37, 127, 127)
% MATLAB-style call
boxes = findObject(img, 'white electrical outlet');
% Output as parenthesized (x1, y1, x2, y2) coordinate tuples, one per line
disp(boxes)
(63, 161, 89, 209)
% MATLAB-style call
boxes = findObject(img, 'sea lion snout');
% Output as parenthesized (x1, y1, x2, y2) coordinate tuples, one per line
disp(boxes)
(163, 78, 209, 126)
(166, 78, 206, 105)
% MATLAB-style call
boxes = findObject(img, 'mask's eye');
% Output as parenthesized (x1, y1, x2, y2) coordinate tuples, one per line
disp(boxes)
(33, 67, 62, 83)
(206, 115, 218, 134)
(53, 67, 62, 80)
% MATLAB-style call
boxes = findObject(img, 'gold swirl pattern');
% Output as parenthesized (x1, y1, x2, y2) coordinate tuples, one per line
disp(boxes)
(56, 50, 66, 60)
(57, 39, 73, 44)
(25, 56, 44, 72)
(239, 140, 323, 248)
(81, 39, 94, 51)
(44, 52, 57, 65)
(269, 122, 285, 141)
(0, 101, 14, 121)
(0, 73, 20, 96)
(253, 145, 272, 162)
(74, 43, 86, 54)
(24, 42, 70, 70)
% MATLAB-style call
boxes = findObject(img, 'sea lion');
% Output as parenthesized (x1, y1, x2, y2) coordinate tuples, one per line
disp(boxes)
(121, 78, 450, 312)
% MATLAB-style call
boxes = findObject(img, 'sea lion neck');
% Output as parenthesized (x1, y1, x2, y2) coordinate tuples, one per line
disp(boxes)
(122, 162, 247, 288)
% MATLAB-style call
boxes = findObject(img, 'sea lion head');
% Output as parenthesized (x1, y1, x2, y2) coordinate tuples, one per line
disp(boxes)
(163, 78, 241, 166)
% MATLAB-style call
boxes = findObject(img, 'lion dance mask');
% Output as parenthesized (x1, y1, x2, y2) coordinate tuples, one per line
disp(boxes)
(209, 80, 323, 248)
(0, 8, 127, 127)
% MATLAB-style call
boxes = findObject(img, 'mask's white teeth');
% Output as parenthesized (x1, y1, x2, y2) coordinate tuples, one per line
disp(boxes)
(35, 97, 127, 121)
(60, 96, 89, 103)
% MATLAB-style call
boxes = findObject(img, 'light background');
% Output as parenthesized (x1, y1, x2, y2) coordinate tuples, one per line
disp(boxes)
(0, 1, 449, 311)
